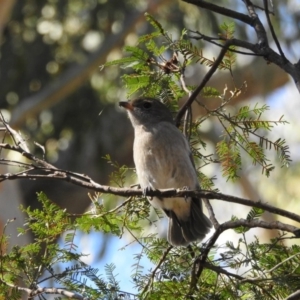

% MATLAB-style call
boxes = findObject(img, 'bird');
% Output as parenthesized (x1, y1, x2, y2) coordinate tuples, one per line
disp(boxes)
(119, 97, 212, 246)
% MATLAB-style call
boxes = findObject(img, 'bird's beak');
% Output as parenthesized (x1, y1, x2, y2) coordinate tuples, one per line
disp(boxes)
(119, 101, 133, 111)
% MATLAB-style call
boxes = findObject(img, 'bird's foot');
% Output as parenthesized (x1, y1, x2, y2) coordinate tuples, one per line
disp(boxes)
(182, 186, 190, 201)
(142, 186, 154, 199)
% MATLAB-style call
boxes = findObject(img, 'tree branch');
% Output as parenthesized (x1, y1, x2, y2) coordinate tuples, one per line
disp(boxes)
(221, 218, 298, 233)
(202, 262, 278, 299)
(141, 246, 173, 296)
(0, 279, 86, 300)
(243, 0, 268, 46)
(203, 198, 220, 228)
(183, 0, 300, 92)
(286, 290, 300, 300)
(182, 0, 253, 25)
(263, 0, 287, 62)
(1, 142, 300, 226)
(188, 218, 297, 297)
(175, 40, 231, 126)
(202, 261, 244, 280)
(188, 30, 259, 56)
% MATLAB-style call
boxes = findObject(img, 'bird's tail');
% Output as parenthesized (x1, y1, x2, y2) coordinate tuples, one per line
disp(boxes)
(167, 198, 212, 246)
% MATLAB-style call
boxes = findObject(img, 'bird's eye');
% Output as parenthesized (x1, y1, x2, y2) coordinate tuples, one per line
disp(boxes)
(143, 102, 152, 109)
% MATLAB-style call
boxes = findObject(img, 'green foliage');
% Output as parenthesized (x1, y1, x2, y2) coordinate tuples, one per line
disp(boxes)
(215, 103, 290, 180)
(4, 194, 298, 300)
(128, 234, 300, 299)
(232, 207, 264, 234)
(0, 193, 138, 299)
(216, 139, 242, 180)
(219, 22, 235, 40)
(101, 13, 237, 100)
(246, 207, 264, 221)
(102, 14, 290, 180)
(202, 86, 221, 98)
(221, 236, 300, 299)
(3, 191, 294, 300)
(219, 22, 236, 71)
(103, 154, 129, 187)
(144, 13, 166, 35)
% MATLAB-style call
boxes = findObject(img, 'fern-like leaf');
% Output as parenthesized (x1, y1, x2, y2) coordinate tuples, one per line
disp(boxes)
(145, 13, 165, 35)
(216, 139, 241, 180)
(247, 207, 264, 221)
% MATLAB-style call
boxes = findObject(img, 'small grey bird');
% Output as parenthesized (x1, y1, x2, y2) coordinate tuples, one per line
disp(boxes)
(119, 98, 212, 246)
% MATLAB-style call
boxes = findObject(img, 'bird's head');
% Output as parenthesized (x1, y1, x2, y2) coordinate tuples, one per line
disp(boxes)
(119, 98, 174, 127)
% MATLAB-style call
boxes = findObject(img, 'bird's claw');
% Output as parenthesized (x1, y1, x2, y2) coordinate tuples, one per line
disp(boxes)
(142, 186, 151, 197)
(142, 186, 155, 200)
(182, 186, 190, 201)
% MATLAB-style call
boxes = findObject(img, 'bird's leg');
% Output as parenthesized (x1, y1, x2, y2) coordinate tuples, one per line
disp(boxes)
(142, 186, 162, 201)
(130, 183, 140, 188)
(131, 184, 153, 198)
(182, 186, 190, 202)
(142, 186, 154, 199)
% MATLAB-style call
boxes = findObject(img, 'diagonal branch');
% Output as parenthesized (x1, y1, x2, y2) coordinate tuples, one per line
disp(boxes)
(243, 0, 268, 46)
(188, 30, 259, 56)
(263, 0, 287, 62)
(188, 218, 298, 296)
(182, 0, 253, 25)
(183, 0, 300, 92)
(175, 40, 232, 126)
(0, 279, 85, 300)
(141, 246, 173, 295)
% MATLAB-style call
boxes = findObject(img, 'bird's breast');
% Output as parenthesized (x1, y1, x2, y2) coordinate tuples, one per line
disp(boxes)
(132, 124, 198, 220)
(133, 137, 171, 189)
(133, 125, 195, 189)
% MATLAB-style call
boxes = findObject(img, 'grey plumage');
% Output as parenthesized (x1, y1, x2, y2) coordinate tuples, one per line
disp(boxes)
(119, 98, 212, 246)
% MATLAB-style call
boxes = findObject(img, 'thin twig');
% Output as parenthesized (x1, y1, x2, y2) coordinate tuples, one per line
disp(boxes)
(141, 245, 173, 296)
(0, 279, 86, 299)
(188, 30, 262, 56)
(188, 227, 221, 296)
(263, 0, 287, 62)
(175, 40, 232, 126)
(182, 0, 253, 25)
(243, 0, 268, 46)
(188, 217, 297, 297)
(203, 198, 219, 228)
(179, 72, 193, 137)
(104, 197, 134, 215)
(202, 261, 244, 280)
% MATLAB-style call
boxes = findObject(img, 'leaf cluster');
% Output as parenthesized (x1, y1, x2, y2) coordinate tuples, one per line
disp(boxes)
(101, 13, 234, 102)
(220, 235, 300, 299)
(0, 193, 137, 299)
(216, 104, 291, 180)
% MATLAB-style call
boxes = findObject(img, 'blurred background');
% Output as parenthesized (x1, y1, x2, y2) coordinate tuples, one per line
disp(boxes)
(0, 0, 300, 293)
